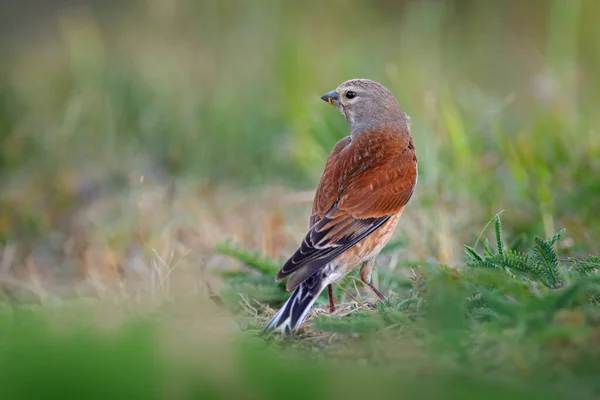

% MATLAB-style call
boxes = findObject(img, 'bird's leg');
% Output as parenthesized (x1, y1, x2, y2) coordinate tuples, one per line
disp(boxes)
(359, 259, 387, 302)
(327, 284, 336, 313)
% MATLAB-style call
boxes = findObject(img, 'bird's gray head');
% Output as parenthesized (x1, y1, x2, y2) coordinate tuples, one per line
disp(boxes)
(320, 79, 410, 136)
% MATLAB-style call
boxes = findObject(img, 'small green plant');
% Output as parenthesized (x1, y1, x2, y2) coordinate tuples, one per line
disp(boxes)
(217, 213, 600, 352)
(464, 214, 599, 288)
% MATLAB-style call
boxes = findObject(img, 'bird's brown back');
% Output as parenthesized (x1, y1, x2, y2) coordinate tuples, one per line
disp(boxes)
(310, 122, 417, 228)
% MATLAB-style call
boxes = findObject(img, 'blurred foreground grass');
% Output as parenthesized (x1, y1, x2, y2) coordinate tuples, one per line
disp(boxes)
(0, 304, 579, 399)
(2, 216, 600, 399)
(1, 0, 600, 398)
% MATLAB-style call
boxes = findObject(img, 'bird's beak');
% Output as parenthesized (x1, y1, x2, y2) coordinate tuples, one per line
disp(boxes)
(320, 90, 339, 106)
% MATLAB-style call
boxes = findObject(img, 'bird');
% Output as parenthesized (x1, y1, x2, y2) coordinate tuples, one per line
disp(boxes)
(264, 78, 418, 335)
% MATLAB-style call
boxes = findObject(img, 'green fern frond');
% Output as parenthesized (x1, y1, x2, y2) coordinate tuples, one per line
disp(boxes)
(544, 228, 566, 247)
(530, 238, 562, 288)
(494, 214, 504, 256)
(464, 245, 484, 265)
(471, 256, 504, 271)
(466, 214, 569, 288)
(485, 252, 532, 279)
(569, 255, 600, 275)
(483, 238, 494, 257)
(500, 250, 532, 274)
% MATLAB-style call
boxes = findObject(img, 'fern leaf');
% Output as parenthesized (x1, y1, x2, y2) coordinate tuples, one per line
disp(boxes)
(483, 238, 494, 257)
(570, 255, 600, 275)
(490, 252, 531, 277)
(494, 214, 504, 256)
(530, 237, 562, 288)
(464, 245, 484, 265)
(544, 228, 565, 247)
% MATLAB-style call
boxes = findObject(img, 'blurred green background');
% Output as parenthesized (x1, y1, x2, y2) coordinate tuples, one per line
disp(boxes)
(1, 0, 600, 398)
(2, 0, 599, 249)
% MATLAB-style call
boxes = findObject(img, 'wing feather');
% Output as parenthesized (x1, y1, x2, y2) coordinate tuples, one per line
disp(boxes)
(277, 128, 417, 291)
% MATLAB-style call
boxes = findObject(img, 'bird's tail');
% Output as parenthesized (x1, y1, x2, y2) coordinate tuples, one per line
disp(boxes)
(263, 282, 320, 335)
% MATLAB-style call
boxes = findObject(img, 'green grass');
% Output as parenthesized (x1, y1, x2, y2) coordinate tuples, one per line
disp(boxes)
(1, 0, 600, 398)
(0, 309, 577, 399)
(1, 216, 599, 398)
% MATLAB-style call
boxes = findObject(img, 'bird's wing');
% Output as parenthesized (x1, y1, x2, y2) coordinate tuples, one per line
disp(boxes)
(277, 131, 417, 291)
(308, 136, 352, 229)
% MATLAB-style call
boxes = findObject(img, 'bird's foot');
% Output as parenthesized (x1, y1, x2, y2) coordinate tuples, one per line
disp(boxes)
(365, 281, 387, 302)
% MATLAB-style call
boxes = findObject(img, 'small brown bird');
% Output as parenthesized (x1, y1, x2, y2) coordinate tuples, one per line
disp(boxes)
(264, 79, 417, 334)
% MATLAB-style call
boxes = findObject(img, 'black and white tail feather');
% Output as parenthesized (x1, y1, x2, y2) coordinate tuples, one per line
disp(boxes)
(263, 201, 391, 335)
(263, 273, 325, 335)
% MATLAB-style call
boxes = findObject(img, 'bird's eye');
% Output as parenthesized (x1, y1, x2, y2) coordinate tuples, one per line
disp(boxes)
(345, 91, 356, 99)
